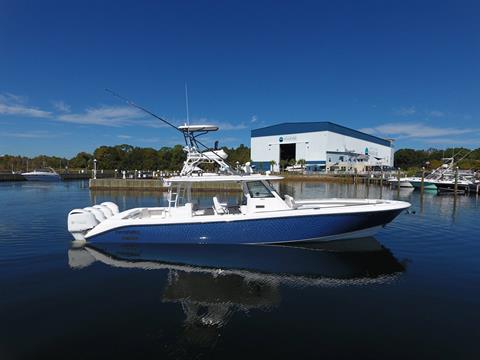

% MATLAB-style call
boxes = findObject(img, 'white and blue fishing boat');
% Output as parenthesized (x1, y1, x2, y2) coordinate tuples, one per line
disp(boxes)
(67, 93, 410, 245)
(21, 167, 61, 181)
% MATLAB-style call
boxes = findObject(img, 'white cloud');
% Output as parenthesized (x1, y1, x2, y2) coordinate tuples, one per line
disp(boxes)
(422, 137, 479, 145)
(117, 134, 132, 139)
(360, 122, 478, 139)
(191, 118, 248, 131)
(393, 106, 416, 116)
(218, 122, 247, 130)
(52, 100, 71, 113)
(0, 130, 60, 139)
(0, 93, 52, 118)
(57, 106, 150, 127)
(426, 110, 444, 117)
(0, 92, 245, 133)
(358, 127, 377, 135)
(251, 115, 258, 123)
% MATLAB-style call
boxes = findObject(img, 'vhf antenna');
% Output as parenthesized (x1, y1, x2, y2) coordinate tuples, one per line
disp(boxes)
(184, 82, 191, 149)
(185, 82, 190, 126)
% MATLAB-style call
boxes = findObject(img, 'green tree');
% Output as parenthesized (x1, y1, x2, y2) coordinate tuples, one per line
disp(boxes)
(269, 160, 276, 172)
(69, 152, 93, 169)
(297, 158, 306, 170)
(279, 159, 288, 172)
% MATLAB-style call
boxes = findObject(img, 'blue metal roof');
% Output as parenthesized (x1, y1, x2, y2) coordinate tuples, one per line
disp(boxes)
(251, 122, 391, 147)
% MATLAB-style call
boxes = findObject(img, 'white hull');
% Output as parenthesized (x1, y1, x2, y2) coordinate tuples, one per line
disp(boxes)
(388, 178, 413, 188)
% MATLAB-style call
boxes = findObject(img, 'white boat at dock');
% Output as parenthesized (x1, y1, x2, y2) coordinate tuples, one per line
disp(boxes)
(21, 167, 61, 182)
(387, 177, 413, 188)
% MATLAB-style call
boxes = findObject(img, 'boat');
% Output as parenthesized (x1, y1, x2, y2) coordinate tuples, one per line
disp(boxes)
(404, 156, 480, 192)
(430, 177, 472, 192)
(67, 95, 410, 245)
(21, 167, 61, 181)
(387, 177, 413, 188)
(68, 132, 410, 245)
(404, 177, 437, 190)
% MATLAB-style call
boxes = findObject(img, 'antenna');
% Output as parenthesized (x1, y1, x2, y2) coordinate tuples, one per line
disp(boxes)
(185, 82, 190, 126)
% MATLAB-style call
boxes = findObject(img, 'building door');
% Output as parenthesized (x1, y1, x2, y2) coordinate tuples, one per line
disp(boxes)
(280, 143, 296, 165)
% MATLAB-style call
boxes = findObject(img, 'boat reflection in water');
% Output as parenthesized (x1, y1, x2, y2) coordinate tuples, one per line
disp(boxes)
(68, 239, 405, 349)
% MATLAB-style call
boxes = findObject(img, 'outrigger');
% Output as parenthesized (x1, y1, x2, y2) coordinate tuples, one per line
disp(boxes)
(67, 93, 410, 245)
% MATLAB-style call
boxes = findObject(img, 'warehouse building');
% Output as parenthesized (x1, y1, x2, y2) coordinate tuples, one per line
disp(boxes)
(251, 122, 394, 172)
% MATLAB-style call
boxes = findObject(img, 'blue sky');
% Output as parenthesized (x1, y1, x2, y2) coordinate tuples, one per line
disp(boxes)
(1, 0, 479, 157)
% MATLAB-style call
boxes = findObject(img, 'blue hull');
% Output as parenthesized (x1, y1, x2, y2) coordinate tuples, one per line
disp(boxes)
(23, 175, 61, 182)
(87, 209, 404, 245)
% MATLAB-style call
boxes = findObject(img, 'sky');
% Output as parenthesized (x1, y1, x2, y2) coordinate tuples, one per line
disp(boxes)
(0, 0, 479, 157)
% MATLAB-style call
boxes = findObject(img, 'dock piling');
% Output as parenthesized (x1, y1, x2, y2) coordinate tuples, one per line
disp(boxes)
(454, 166, 459, 197)
(421, 167, 425, 195)
(396, 168, 401, 197)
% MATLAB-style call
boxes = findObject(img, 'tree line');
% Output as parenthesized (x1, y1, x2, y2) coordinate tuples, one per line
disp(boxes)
(2, 145, 479, 172)
(0, 144, 251, 172)
(394, 147, 480, 170)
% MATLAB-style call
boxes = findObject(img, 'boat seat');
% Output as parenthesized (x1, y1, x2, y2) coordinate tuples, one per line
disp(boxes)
(284, 195, 297, 209)
(140, 208, 150, 219)
(213, 196, 228, 215)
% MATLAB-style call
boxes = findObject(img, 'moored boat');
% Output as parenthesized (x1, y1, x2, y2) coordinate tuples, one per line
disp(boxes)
(404, 177, 437, 190)
(68, 127, 409, 245)
(387, 177, 413, 188)
(21, 167, 61, 181)
(67, 95, 410, 245)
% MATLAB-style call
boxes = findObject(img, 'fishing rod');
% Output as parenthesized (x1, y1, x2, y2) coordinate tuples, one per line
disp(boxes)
(105, 89, 238, 173)
(105, 88, 180, 132)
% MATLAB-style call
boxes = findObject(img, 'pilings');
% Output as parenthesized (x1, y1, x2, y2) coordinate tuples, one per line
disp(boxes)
(454, 167, 459, 195)
(420, 167, 425, 195)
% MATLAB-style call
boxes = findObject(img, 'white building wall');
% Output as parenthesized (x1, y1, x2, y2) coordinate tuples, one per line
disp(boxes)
(251, 131, 329, 163)
(324, 131, 392, 166)
(251, 130, 393, 168)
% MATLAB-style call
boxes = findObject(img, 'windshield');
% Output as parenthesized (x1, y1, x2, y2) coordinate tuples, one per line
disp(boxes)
(246, 181, 274, 198)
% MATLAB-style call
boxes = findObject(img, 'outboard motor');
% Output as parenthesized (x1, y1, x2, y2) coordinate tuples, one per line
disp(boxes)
(93, 204, 113, 218)
(67, 201, 120, 241)
(101, 202, 119, 215)
(84, 207, 106, 222)
(68, 209, 99, 241)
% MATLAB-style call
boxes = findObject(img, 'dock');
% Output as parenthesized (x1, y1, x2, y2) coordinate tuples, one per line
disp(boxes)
(89, 178, 240, 192)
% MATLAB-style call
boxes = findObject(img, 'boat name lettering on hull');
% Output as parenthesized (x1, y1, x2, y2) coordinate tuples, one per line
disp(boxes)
(116, 229, 140, 241)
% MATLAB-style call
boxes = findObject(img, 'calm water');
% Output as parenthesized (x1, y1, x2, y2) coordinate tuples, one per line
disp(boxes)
(1, 180, 479, 359)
